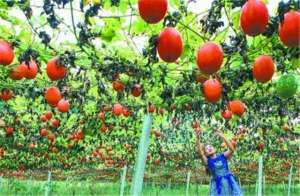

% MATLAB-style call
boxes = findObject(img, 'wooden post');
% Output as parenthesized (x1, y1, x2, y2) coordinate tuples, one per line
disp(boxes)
(45, 171, 52, 196)
(186, 171, 191, 196)
(131, 114, 152, 196)
(120, 165, 127, 196)
(257, 156, 263, 196)
(287, 165, 293, 196)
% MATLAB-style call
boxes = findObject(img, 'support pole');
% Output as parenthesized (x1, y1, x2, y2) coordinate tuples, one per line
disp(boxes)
(263, 175, 266, 195)
(45, 171, 52, 196)
(168, 178, 171, 189)
(120, 165, 128, 196)
(0, 176, 3, 190)
(255, 179, 258, 196)
(257, 156, 263, 196)
(287, 165, 293, 196)
(131, 114, 152, 196)
(186, 171, 191, 196)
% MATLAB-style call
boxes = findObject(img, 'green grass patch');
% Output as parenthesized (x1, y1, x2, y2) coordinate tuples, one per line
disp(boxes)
(0, 178, 299, 196)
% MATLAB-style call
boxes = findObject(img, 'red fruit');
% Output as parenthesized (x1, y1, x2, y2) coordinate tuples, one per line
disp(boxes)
(52, 119, 60, 128)
(279, 11, 300, 47)
(132, 84, 142, 97)
(23, 60, 38, 79)
(148, 104, 156, 113)
(74, 129, 85, 141)
(240, 0, 269, 36)
(138, 0, 168, 24)
(112, 103, 123, 116)
(123, 107, 131, 117)
(45, 87, 61, 106)
(256, 143, 264, 151)
(9, 64, 27, 80)
(112, 80, 125, 92)
(157, 27, 183, 63)
(228, 100, 246, 116)
(197, 42, 223, 74)
(101, 124, 108, 133)
(203, 79, 222, 103)
(47, 134, 55, 143)
(40, 129, 49, 137)
(6, 127, 14, 136)
(45, 111, 53, 120)
(192, 121, 200, 129)
(52, 147, 59, 154)
(0, 40, 14, 65)
(29, 143, 36, 150)
(57, 99, 70, 113)
(159, 108, 164, 115)
(98, 112, 104, 120)
(40, 115, 48, 122)
(0, 89, 13, 101)
(46, 58, 67, 81)
(221, 110, 232, 120)
(252, 55, 275, 83)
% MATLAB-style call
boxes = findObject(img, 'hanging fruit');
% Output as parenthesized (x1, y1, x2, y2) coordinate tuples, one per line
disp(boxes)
(203, 79, 222, 103)
(252, 55, 275, 83)
(240, 0, 269, 36)
(228, 100, 246, 116)
(138, 0, 168, 24)
(46, 58, 67, 81)
(45, 87, 62, 107)
(276, 74, 299, 99)
(112, 80, 125, 92)
(279, 11, 300, 47)
(197, 42, 223, 74)
(57, 99, 70, 113)
(132, 84, 142, 97)
(221, 110, 232, 120)
(112, 103, 123, 116)
(0, 89, 13, 101)
(23, 60, 39, 79)
(157, 27, 183, 63)
(9, 64, 27, 80)
(0, 40, 14, 65)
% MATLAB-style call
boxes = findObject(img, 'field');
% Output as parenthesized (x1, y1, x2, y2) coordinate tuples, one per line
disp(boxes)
(0, 178, 299, 196)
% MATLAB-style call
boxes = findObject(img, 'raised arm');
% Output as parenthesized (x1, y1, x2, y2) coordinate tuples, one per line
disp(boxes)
(216, 130, 235, 159)
(195, 130, 208, 165)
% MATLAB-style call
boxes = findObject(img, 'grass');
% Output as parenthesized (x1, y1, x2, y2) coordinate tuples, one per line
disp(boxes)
(0, 178, 299, 196)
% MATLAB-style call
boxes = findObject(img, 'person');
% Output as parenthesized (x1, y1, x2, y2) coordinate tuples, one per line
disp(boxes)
(195, 128, 243, 196)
